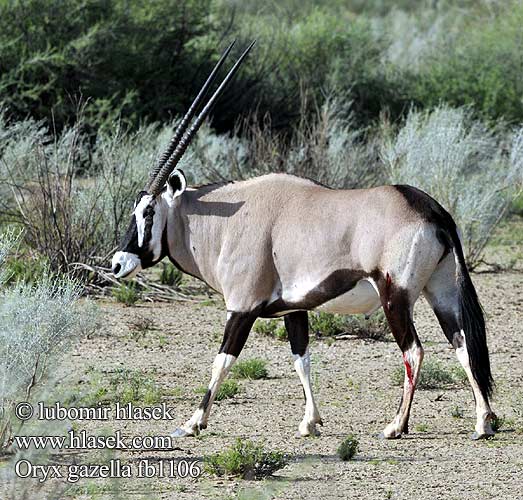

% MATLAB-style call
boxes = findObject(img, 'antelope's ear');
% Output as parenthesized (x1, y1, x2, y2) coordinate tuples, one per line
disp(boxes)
(167, 170, 187, 198)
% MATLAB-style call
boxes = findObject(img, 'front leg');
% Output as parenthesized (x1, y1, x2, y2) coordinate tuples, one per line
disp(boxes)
(285, 312, 323, 437)
(172, 311, 256, 437)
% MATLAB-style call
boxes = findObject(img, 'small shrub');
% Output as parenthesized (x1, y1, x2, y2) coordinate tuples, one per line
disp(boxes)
(196, 379, 240, 401)
(310, 311, 390, 341)
(232, 358, 268, 380)
(112, 282, 140, 306)
(0, 230, 98, 449)
(204, 438, 287, 479)
(337, 434, 359, 461)
(414, 423, 429, 433)
(253, 319, 287, 341)
(342, 311, 390, 341)
(160, 263, 183, 287)
(391, 359, 465, 390)
(309, 312, 347, 337)
(215, 380, 240, 401)
(3, 254, 49, 285)
(450, 365, 469, 386)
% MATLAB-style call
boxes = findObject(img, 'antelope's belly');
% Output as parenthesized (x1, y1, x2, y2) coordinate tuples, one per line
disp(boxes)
(315, 278, 381, 315)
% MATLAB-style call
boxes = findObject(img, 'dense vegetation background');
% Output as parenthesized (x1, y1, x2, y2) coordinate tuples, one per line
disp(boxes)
(0, 0, 521, 278)
(1, 0, 523, 134)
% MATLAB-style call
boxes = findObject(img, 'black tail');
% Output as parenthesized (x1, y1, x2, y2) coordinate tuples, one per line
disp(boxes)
(392, 184, 493, 400)
(448, 226, 494, 400)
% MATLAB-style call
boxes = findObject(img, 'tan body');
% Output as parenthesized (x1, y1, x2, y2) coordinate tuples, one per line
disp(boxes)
(167, 174, 440, 316)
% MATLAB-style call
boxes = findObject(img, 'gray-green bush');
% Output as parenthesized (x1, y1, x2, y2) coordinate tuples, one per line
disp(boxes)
(382, 106, 523, 268)
(2, 100, 520, 276)
(0, 230, 97, 449)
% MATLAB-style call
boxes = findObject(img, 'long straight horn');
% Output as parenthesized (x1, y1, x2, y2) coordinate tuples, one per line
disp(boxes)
(148, 40, 256, 196)
(146, 40, 236, 189)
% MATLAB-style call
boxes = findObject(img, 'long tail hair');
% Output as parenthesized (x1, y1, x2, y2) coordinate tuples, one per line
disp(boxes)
(448, 226, 494, 400)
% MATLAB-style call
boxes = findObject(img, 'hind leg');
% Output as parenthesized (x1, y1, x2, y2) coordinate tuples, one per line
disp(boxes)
(424, 255, 495, 439)
(380, 281, 424, 439)
(284, 311, 323, 436)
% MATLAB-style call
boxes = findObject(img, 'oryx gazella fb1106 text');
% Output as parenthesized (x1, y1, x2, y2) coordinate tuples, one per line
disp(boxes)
(112, 41, 496, 440)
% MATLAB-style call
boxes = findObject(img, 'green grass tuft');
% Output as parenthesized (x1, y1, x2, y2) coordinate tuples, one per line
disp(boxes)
(232, 358, 269, 380)
(112, 282, 140, 306)
(204, 438, 287, 479)
(197, 379, 240, 401)
(160, 263, 183, 287)
(337, 434, 359, 461)
(490, 414, 508, 433)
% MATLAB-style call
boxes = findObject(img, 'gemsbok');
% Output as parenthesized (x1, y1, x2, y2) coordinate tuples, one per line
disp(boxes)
(111, 41, 496, 440)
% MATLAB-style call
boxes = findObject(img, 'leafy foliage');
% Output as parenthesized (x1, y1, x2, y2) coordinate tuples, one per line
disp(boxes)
(253, 319, 288, 341)
(3, 0, 523, 136)
(160, 263, 183, 287)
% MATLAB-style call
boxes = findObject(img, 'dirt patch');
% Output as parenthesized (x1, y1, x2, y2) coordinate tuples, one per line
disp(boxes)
(6, 272, 523, 499)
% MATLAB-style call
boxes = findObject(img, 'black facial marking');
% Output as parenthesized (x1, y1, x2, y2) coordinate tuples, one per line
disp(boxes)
(117, 190, 159, 268)
(284, 311, 309, 357)
(118, 215, 141, 254)
(142, 203, 155, 248)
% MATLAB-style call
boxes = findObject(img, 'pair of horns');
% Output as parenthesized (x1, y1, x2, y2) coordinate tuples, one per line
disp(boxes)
(147, 40, 256, 195)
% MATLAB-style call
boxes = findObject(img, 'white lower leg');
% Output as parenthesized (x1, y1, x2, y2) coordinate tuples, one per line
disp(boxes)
(293, 350, 322, 436)
(455, 332, 493, 437)
(172, 353, 237, 437)
(383, 344, 423, 438)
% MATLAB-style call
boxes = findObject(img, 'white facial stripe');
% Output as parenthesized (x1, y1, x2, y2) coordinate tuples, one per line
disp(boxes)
(134, 195, 153, 248)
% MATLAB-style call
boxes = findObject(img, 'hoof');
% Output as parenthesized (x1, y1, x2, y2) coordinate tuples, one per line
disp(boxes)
(299, 421, 321, 437)
(378, 431, 402, 440)
(171, 426, 198, 438)
(471, 431, 495, 441)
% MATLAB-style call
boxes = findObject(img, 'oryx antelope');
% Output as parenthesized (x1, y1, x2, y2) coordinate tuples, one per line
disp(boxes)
(112, 41, 496, 440)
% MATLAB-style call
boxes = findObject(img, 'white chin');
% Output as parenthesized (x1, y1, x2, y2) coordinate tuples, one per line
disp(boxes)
(112, 251, 142, 279)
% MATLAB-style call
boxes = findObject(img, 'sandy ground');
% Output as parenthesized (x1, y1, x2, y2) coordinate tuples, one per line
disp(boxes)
(2, 271, 522, 500)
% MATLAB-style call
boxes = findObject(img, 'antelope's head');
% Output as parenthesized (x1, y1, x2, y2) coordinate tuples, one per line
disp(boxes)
(111, 40, 254, 279)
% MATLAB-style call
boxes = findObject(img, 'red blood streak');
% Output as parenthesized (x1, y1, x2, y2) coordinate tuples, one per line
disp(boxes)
(403, 353, 414, 386)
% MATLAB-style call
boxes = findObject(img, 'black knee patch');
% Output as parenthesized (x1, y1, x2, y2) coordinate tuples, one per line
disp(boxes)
(284, 311, 309, 357)
(220, 311, 257, 357)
